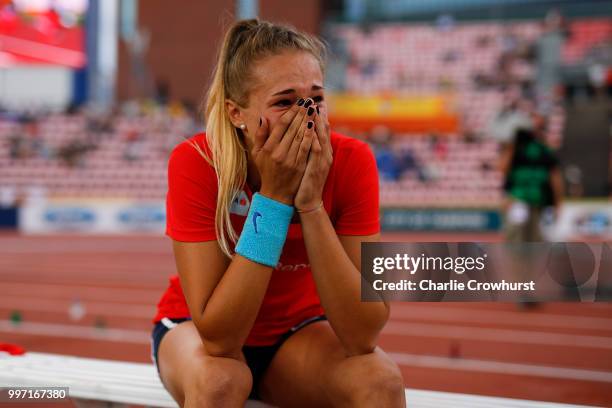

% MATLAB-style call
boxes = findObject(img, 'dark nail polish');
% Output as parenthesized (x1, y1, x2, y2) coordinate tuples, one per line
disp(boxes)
(303, 99, 313, 108)
(307, 107, 314, 116)
(297, 98, 305, 106)
(307, 121, 313, 129)
(259, 117, 262, 126)
(316, 106, 320, 114)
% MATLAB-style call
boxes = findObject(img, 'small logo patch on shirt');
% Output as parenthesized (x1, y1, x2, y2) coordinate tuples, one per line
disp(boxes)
(230, 190, 250, 216)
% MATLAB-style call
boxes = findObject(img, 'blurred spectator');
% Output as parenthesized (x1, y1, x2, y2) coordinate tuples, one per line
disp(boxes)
(360, 57, 379, 78)
(367, 126, 431, 183)
(7, 118, 48, 160)
(564, 164, 584, 198)
(86, 110, 115, 135)
(155, 78, 171, 106)
(500, 126, 563, 308)
(462, 129, 480, 144)
(123, 129, 145, 162)
(431, 135, 448, 160)
(368, 126, 402, 181)
(488, 94, 532, 145)
(127, 27, 153, 98)
(8, 129, 27, 160)
(24, 119, 51, 160)
(322, 25, 349, 91)
(500, 28, 519, 55)
(57, 139, 95, 168)
(500, 128, 563, 242)
(400, 147, 427, 183)
(435, 14, 455, 32)
(441, 49, 460, 64)
(534, 9, 568, 113)
(579, 34, 612, 99)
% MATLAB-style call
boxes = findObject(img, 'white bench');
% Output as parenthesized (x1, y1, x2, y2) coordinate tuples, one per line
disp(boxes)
(0, 352, 590, 407)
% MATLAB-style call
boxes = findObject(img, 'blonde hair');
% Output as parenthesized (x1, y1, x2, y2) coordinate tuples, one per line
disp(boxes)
(192, 18, 327, 258)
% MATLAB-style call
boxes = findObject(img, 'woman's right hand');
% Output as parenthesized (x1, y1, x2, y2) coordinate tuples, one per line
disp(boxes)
(252, 99, 315, 206)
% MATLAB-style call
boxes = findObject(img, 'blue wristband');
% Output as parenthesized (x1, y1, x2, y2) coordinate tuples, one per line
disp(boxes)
(235, 193, 294, 267)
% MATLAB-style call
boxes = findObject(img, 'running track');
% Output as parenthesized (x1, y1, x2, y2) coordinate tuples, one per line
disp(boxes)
(1, 233, 611, 407)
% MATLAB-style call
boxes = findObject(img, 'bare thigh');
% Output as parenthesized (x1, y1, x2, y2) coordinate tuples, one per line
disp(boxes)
(156, 321, 252, 407)
(258, 321, 405, 408)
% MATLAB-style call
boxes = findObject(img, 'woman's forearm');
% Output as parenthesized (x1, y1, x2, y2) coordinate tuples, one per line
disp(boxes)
(196, 256, 272, 358)
(299, 208, 389, 355)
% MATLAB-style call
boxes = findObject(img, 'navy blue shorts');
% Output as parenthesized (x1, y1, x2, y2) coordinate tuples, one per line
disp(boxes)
(151, 315, 327, 400)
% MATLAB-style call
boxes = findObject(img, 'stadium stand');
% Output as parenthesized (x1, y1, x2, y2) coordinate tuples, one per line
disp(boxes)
(328, 19, 612, 206)
(1, 19, 610, 208)
(562, 19, 612, 63)
(0, 107, 196, 201)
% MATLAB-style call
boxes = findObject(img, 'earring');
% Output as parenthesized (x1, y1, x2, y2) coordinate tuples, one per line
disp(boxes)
(239, 124, 246, 130)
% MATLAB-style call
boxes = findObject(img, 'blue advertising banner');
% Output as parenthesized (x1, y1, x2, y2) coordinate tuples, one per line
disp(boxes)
(381, 208, 501, 232)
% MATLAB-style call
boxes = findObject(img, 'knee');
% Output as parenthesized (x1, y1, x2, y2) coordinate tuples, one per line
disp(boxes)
(184, 356, 252, 407)
(332, 352, 405, 407)
(355, 363, 404, 404)
(367, 363, 405, 402)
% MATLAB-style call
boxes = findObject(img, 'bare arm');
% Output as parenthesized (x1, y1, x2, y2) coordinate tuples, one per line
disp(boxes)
(172, 240, 273, 359)
(293, 104, 388, 355)
(299, 213, 389, 356)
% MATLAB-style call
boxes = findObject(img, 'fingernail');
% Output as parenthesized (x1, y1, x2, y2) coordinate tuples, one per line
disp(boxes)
(297, 98, 305, 106)
(307, 107, 314, 116)
(316, 106, 320, 114)
(307, 121, 313, 129)
(303, 99, 313, 108)
(259, 117, 262, 126)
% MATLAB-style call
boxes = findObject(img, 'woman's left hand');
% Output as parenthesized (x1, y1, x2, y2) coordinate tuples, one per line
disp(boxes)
(294, 106, 333, 211)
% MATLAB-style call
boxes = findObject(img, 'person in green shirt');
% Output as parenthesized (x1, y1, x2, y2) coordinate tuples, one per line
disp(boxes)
(500, 128, 564, 242)
(499, 127, 564, 308)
